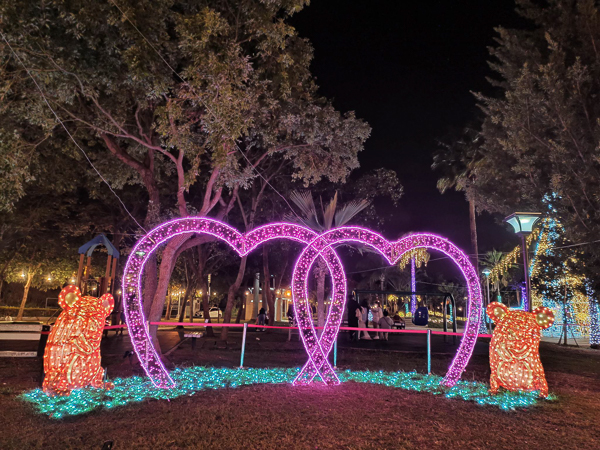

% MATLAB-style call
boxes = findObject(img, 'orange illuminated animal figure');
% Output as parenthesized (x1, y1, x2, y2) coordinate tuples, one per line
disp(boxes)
(43, 285, 114, 396)
(486, 302, 554, 398)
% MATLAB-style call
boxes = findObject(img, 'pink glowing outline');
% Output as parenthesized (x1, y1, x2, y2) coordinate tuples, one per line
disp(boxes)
(291, 237, 346, 385)
(297, 249, 342, 384)
(291, 228, 482, 387)
(123, 219, 481, 389)
(122, 218, 342, 388)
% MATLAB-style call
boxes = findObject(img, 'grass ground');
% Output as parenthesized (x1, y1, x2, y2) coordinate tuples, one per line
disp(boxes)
(1, 330, 599, 449)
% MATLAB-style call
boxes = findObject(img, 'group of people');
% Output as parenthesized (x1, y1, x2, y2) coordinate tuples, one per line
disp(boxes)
(347, 296, 394, 341)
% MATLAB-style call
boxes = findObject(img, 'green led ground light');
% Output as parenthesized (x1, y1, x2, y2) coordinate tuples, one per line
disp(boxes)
(21, 367, 553, 418)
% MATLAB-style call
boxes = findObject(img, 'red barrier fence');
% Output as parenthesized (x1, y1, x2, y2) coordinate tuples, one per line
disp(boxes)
(143, 321, 493, 338)
(25, 323, 495, 372)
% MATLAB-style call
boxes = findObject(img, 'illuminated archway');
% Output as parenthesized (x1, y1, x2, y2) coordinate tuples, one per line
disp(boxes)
(121, 218, 342, 388)
(291, 227, 483, 387)
(122, 219, 482, 389)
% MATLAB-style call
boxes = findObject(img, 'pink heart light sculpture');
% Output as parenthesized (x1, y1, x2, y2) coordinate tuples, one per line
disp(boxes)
(121, 218, 482, 389)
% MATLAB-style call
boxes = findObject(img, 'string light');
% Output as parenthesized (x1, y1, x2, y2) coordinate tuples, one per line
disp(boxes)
(21, 366, 548, 419)
(527, 203, 600, 345)
(43, 285, 115, 396)
(122, 219, 325, 388)
(488, 231, 538, 286)
(290, 228, 482, 387)
(487, 302, 554, 398)
(122, 218, 482, 389)
(397, 248, 429, 315)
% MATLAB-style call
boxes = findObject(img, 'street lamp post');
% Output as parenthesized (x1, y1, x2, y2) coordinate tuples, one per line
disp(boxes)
(504, 212, 542, 313)
(482, 268, 492, 333)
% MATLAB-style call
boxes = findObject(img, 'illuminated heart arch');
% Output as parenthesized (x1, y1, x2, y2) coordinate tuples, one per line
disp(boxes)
(122, 218, 482, 389)
(291, 227, 483, 387)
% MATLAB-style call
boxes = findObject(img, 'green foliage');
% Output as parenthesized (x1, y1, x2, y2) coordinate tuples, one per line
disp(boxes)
(0, 0, 370, 224)
(285, 190, 369, 232)
(461, 0, 600, 283)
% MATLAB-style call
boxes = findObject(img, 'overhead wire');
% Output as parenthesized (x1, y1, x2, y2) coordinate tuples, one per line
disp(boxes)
(0, 31, 148, 234)
(107, 0, 299, 218)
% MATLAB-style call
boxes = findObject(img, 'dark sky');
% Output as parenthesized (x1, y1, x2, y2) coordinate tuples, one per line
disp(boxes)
(290, 0, 524, 255)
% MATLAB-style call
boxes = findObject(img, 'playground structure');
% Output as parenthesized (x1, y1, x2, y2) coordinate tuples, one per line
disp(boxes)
(42, 235, 119, 395)
(121, 218, 483, 389)
(75, 234, 120, 297)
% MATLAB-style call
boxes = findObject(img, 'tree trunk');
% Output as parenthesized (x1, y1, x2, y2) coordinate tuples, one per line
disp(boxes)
(16, 271, 34, 321)
(469, 199, 479, 273)
(146, 234, 191, 354)
(199, 278, 214, 337)
(263, 245, 276, 325)
(316, 257, 326, 336)
(235, 294, 245, 323)
(221, 255, 248, 340)
(165, 292, 172, 320)
(196, 246, 214, 337)
(177, 281, 197, 326)
(143, 254, 158, 319)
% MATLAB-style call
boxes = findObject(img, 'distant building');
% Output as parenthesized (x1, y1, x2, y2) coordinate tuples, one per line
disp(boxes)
(243, 288, 292, 322)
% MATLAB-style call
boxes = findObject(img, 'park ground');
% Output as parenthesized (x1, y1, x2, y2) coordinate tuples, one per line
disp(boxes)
(1, 327, 600, 449)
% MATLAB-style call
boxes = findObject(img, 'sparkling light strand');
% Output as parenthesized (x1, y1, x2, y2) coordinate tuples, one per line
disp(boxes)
(487, 302, 554, 398)
(122, 219, 482, 389)
(43, 285, 114, 395)
(21, 366, 548, 419)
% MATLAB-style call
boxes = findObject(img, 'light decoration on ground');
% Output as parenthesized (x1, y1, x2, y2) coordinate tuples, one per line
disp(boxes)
(121, 218, 482, 389)
(43, 285, 114, 396)
(487, 302, 554, 398)
(21, 366, 550, 418)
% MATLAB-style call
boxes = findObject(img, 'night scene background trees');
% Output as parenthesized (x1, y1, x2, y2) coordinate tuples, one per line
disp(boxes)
(0, 1, 599, 349)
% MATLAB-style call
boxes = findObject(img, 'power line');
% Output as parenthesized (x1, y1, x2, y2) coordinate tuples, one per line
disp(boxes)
(108, 0, 299, 218)
(0, 31, 147, 234)
(553, 238, 600, 250)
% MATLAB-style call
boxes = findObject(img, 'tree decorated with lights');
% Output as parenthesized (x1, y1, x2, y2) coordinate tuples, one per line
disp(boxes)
(397, 247, 430, 315)
(530, 212, 600, 346)
(460, 0, 600, 291)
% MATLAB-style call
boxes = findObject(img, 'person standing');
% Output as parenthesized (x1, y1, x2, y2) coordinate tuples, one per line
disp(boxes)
(371, 301, 383, 340)
(346, 295, 360, 341)
(256, 307, 266, 331)
(379, 310, 394, 340)
(360, 299, 370, 332)
(357, 303, 371, 340)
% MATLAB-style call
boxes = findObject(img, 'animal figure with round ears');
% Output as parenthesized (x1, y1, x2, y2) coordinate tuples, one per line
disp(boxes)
(43, 285, 114, 396)
(486, 302, 554, 398)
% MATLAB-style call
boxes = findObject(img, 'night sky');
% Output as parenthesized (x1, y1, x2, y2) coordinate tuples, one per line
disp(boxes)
(291, 1, 524, 255)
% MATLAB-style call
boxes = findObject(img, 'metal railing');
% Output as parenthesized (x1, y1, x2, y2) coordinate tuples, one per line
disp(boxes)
(129, 321, 493, 375)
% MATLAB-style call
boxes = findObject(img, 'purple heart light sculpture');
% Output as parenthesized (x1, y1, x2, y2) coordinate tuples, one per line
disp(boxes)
(122, 218, 482, 389)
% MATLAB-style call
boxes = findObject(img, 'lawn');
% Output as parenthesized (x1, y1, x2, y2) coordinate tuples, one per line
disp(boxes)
(1, 330, 599, 449)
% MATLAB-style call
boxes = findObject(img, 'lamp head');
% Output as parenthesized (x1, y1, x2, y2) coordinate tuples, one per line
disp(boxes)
(482, 268, 491, 277)
(504, 212, 542, 235)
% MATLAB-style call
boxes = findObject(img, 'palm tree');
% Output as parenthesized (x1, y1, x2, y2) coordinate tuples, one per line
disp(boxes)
(285, 191, 369, 332)
(432, 126, 483, 272)
(483, 249, 507, 300)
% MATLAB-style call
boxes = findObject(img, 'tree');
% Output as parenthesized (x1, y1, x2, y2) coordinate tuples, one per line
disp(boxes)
(0, 0, 371, 353)
(483, 249, 507, 300)
(432, 126, 483, 271)
(463, 0, 600, 287)
(285, 191, 370, 331)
